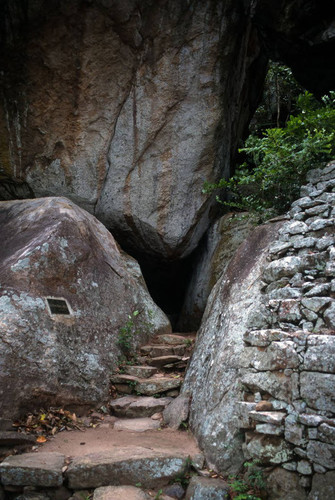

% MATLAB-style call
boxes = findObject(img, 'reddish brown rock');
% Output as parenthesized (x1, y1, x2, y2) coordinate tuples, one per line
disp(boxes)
(255, 401, 274, 412)
(0, 1, 267, 260)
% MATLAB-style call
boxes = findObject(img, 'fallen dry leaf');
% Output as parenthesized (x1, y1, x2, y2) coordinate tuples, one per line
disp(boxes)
(36, 436, 47, 443)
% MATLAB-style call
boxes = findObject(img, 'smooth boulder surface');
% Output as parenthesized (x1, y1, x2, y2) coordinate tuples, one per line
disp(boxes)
(0, 197, 170, 419)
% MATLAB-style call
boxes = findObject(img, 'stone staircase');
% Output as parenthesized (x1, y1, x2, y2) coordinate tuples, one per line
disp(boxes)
(0, 331, 232, 500)
(109, 332, 195, 420)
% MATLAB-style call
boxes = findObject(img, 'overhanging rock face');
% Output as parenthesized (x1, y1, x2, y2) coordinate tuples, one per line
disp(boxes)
(0, 197, 170, 419)
(0, 0, 266, 259)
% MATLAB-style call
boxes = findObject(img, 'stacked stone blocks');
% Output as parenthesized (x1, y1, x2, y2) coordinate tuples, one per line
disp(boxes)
(237, 161, 335, 492)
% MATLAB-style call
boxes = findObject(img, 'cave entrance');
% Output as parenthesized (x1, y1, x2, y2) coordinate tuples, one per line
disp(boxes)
(124, 248, 196, 331)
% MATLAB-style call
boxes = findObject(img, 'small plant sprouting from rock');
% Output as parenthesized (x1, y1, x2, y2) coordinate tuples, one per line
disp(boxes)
(118, 309, 154, 361)
(228, 460, 265, 500)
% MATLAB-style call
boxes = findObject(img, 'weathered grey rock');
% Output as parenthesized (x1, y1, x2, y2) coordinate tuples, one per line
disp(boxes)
(281, 221, 308, 235)
(109, 396, 171, 418)
(325, 260, 335, 277)
(308, 471, 335, 500)
(317, 423, 335, 445)
(279, 299, 303, 322)
(242, 341, 300, 371)
(305, 204, 329, 217)
(136, 377, 182, 396)
(300, 372, 335, 412)
(304, 283, 330, 296)
(163, 484, 185, 500)
(269, 287, 301, 300)
(268, 241, 292, 256)
(323, 301, 335, 329)
(292, 197, 317, 209)
(0, 452, 65, 487)
(163, 395, 190, 430)
(266, 468, 307, 500)
(0, 198, 170, 418)
(123, 366, 158, 379)
(185, 476, 229, 500)
(149, 356, 183, 368)
(141, 345, 172, 356)
(293, 237, 316, 249)
(303, 336, 335, 373)
(184, 222, 284, 472)
(297, 460, 312, 475)
(316, 235, 335, 250)
(307, 440, 335, 468)
(66, 446, 191, 489)
(243, 329, 292, 347)
(255, 424, 283, 436)
(93, 485, 150, 500)
(299, 414, 324, 427)
(113, 418, 161, 432)
(263, 257, 303, 283)
(236, 402, 257, 428)
(111, 374, 182, 396)
(309, 218, 334, 231)
(302, 308, 318, 321)
(243, 434, 292, 464)
(285, 415, 306, 447)
(249, 411, 285, 426)
(301, 297, 331, 312)
(241, 371, 299, 402)
(155, 334, 189, 346)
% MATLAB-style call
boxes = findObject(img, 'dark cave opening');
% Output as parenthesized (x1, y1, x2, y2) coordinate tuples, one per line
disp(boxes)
(122, 247, 197, 331)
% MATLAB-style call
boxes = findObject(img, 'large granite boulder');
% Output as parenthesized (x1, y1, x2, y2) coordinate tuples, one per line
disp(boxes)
(0, 0, 267, 259)
(0, 197, 170, 419)
(183, 221, 283, 472)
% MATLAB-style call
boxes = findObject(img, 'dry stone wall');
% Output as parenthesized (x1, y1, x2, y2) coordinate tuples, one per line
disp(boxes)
(237, 162, 335, 498)
(184, 161, 335, 499)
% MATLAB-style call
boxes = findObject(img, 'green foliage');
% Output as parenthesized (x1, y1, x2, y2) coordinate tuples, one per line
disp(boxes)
(251, 62, 303, 132)
(203, 91, 335, 220)
(118, 309, 154, 360)
(154, 489, 163, 500)
(228, 460, 265, 500)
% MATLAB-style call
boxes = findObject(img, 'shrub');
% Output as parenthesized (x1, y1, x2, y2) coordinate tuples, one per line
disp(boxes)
(203, 91, 335, 220)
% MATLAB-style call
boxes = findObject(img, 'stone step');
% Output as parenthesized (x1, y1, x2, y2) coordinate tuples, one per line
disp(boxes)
(140, 344, 186, 357)
(111, 374, 183, 396)
(122, 365, 158, 378)
(153, 333, 194, 345)
(109, 395, 172, 418)
(149, 355, 183, 368)
(93, 485, 150, 500)
(0, 431, 36, 447)
(114, 418, 161, 432)
(0, 452, 65, 487)
(66, 446, 192, 489)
